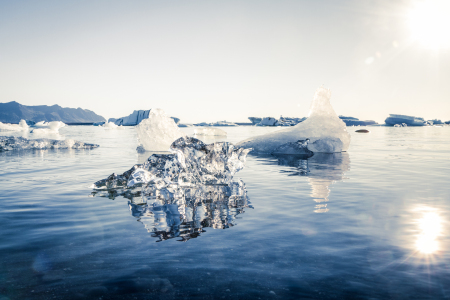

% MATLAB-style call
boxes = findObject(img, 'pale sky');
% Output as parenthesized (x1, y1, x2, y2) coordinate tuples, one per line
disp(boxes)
(1, 0, 449, 123)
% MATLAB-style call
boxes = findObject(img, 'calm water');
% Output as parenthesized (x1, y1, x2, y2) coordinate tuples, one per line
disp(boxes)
(1, 126, 450, 300)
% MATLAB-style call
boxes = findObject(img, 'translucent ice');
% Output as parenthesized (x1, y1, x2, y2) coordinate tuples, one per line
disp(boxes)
(237, 87, 351, 153)
(194, 127, 227, 136)
(135, 108, 185, 151)
(0, 120, 29, 131)
(0, 136, 99, 152)
(92, 137, 252, 190)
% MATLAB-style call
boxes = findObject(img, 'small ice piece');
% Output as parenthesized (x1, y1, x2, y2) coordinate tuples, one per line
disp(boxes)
(0, 136, 99, 152)
(237, 87, 351, 153)
(194, 127, 227, 136)
(0, 119, 29, 131)
(135, 108, 185, 151)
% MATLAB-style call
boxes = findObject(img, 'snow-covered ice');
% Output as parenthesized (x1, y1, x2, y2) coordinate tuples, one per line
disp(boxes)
(0, 120, 29, 131)
(30, 121, 66, 134)
(237, 87, 351, 153)
(0, 136, 99, 152)
(194, 127, 227, 136)
(102, 122, 121, 129)
(135, 108, 185, 152)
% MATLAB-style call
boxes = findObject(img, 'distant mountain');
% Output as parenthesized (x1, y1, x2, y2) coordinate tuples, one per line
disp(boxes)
(0, 101, 106, 123)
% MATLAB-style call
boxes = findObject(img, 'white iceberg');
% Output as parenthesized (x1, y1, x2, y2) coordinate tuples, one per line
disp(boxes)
(236, 87, 351, 153)
(30, 121, 66, 134)
(0, 120, 29, 131)
(257, 117, 277, 126)
(194, 127, 227, 136)
(102, 122, 121, 129)
(135, 108, 185, 152)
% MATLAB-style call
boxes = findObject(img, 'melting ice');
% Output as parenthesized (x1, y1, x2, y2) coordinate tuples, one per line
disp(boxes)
(30, 121, 66, 134)
(93, 136, 252, 190)
(92, 136, 252, 241)
(0, 136, 99, 152)
(237, 87, 351, 153)
(135, 108, 185, 152)
(0, 120, 29, 131)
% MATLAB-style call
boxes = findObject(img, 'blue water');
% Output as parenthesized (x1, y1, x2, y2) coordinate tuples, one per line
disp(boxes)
(1, 126, 450, 299)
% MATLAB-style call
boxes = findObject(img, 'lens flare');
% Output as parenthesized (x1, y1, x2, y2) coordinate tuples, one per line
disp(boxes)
(415, 210, 442, 254)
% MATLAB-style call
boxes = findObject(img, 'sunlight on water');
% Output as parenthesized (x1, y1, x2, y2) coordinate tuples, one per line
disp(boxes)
(415, 207, 443, 254)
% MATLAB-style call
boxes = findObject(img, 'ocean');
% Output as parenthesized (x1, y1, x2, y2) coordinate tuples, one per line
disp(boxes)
(1, 125, 450, 299)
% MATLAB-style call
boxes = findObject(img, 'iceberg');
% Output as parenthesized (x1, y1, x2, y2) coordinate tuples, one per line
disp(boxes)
(30, 121, 66, 134)
(0, 136, 99, 152)
(258, 117, 277, 126)
(0, 120, 29, 131)
(135, 109, 185, 152)
(194, 127, 227, 136)
(101, 122, 121, 129)
(385, 114, 426, 126)
(237, 87, 351, 153)
(109, 109, 180, 126)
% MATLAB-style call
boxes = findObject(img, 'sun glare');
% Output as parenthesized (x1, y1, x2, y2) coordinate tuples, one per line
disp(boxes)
(408, 0, 450, 49)
(415, 210, 442, 254)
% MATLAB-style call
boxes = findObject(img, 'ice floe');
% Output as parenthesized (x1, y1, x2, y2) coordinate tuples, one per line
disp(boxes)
(194, 127, 227, 136)
(0, 136, 99, 152)
(237, 87, 351, 153)
(0, 120, 29, 131)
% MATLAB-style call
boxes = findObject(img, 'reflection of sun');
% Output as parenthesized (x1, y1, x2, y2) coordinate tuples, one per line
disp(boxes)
(415, 209, 442, 254)
(408, 0, 450, 49)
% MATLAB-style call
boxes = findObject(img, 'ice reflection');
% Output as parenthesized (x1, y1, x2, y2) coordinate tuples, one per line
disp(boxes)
(94, 181, 252, 242)
(257, 153, 350, 213)
(414, 207, 443, 254)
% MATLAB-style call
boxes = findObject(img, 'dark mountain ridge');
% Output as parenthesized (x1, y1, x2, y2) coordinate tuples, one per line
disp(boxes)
(0, 101, 105, 123)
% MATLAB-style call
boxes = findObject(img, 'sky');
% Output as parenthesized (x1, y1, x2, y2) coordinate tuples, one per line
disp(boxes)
(0, 0, 449, 123)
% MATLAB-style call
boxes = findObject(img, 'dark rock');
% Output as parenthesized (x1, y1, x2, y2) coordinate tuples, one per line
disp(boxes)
(0, 101, 105, 123)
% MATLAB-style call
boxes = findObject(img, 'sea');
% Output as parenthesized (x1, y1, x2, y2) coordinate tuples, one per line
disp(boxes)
(1, 125, 450, 300)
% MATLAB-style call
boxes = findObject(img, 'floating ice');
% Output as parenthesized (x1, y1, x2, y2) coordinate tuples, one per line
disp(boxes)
(0, 136, 99, 152)
(0, 120, 29, 131)
(92, 136, 252, 192)
(102, 122, 121, 129)
(30, 121, 66, 134)
(258, 117, 277, 126)
(194, 127, 227, 136)
(237, 87, 351, 153)
(135, 108, 185, 152)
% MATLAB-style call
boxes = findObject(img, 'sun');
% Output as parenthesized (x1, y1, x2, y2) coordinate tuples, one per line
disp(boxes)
(408, 0, 450, 49)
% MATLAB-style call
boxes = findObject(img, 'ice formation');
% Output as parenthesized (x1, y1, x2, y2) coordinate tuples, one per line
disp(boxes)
(30, 121, 66, 134)
(101, 122, 121, 129)
(135, 108, 185, 152)
(92, 136, 252, 242)
(109, 109, 180, 126)
(0, 136, 99, 152)
(0, 120, 29, 131)
(237, 87, 351, 153)
(194, 127, 227, 136)
(93, 136, 252, 190)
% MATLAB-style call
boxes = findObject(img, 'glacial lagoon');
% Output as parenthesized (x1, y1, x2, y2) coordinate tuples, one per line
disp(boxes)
(1, 125, 450, 299)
